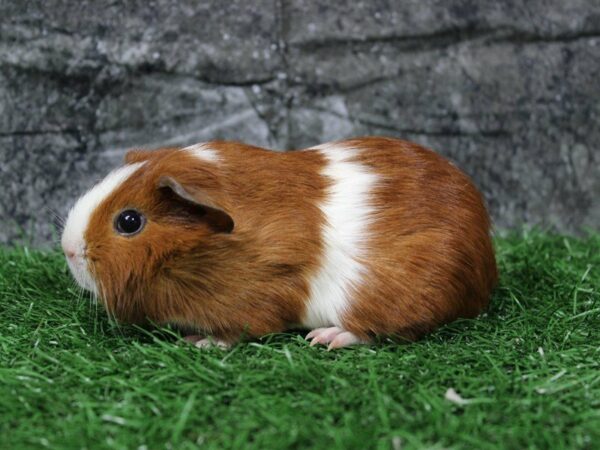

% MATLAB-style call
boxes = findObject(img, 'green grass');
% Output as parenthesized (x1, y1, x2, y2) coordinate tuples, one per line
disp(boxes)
(1, 232, 599, 450)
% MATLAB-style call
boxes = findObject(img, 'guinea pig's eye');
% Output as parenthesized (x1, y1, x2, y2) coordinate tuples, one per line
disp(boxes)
(114, 209, 146, 236)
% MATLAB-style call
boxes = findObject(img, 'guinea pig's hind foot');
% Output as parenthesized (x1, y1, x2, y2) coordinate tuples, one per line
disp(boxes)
(184, 335, 231, 350)
(183, 334, 204, 343)
(305, 327, 369, 350)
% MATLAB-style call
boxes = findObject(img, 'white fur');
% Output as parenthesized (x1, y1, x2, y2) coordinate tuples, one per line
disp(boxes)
(61, 162, 146, 293)
(301, 144, 378, 329)
(183, 143, 220, 163)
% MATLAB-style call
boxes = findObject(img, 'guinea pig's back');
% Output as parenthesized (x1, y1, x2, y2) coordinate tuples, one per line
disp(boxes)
(200, 138, 497, 341)
(316, 137, 498, 340)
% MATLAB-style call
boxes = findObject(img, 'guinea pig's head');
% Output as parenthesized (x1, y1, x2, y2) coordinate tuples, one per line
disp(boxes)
(61, 146, 234, 324)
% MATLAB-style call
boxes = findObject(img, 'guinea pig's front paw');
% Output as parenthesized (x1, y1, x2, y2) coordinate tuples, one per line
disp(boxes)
(305, 327, 369, 350)
(184, 335, 231, 350)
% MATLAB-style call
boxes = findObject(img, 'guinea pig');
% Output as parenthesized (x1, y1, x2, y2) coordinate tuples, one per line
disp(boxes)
(61, 137, 497, 349)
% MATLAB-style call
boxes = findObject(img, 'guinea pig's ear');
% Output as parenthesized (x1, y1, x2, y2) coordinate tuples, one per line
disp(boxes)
(157, 175, 234, 233)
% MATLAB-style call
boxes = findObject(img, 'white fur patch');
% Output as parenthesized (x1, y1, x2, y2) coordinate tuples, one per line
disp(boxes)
(183, 143, 220, 163)
(301, 144, 378, 329)
(61, 162, 146, 293)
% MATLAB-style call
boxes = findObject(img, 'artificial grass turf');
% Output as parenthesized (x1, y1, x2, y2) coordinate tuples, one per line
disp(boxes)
(1, 232, 599, 450)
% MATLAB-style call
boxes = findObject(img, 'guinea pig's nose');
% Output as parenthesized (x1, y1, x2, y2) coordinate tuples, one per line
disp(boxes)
(62, 244, 76, 260)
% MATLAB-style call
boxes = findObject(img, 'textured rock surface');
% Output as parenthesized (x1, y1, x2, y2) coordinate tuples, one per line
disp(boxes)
(1, 0, 599, 246)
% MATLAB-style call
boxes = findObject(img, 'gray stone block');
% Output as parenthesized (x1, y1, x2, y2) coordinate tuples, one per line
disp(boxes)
(1, 0, 598, 246)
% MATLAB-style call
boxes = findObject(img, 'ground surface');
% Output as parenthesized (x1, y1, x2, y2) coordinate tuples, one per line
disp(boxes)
(1, 232, 599, 449)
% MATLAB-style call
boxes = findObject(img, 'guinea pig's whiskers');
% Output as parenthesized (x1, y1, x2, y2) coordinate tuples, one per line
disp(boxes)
(113, 293, 127, 338)
(44, 206, 66, 233)
(95, 278, 125, 338)
(87, 285, 101, 332)
(78, 286, 86, 303)
(68, 276, 82, 301)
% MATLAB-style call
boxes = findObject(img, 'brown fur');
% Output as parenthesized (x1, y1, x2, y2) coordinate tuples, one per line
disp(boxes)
(340, 137, 498, 340)
(83, 137, 497, 344)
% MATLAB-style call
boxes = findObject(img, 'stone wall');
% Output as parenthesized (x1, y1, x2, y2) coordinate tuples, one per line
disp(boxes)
(1, 0, 599, 246)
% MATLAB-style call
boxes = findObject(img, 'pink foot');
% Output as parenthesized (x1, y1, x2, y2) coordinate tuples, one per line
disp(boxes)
(195, 337, 231, 349)
(184, 335, 230, 350)
(305, 326, 368, 350)
(183, 334, 204, 343)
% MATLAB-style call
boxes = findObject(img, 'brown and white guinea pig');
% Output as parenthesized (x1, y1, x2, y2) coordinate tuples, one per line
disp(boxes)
(61, 137, 497, 349)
